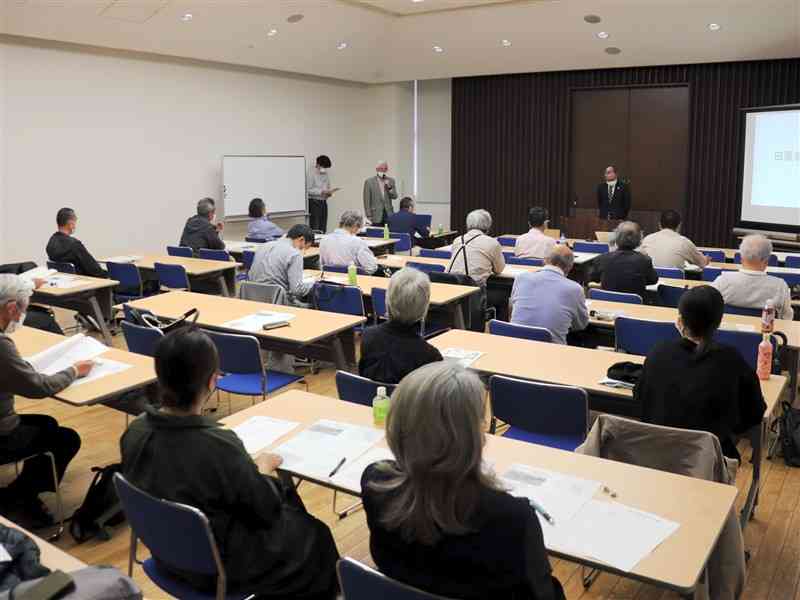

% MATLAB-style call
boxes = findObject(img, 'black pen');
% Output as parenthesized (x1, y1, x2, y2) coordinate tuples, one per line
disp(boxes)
(328, 457, 346, 478)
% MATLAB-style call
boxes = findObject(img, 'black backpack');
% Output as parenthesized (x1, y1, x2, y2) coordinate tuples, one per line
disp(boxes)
(69, 465, 126, 543)
(779, 401, 800, 467)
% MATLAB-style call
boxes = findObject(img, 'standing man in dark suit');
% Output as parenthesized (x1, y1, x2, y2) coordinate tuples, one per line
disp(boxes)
(597, 165, 631, 219)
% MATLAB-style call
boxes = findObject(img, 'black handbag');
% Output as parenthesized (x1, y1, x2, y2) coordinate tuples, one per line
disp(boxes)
(126, 306, 199, 334)
(607, 361, 644, 385)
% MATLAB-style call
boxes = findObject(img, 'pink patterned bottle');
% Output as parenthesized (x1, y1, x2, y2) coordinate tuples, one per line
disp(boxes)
(757, 334, 772, 381)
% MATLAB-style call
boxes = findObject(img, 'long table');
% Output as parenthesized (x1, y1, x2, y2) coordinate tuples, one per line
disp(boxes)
(221, 390, 736, 598)
(119, 291, 366, 371)
(376, 254, 542, 281)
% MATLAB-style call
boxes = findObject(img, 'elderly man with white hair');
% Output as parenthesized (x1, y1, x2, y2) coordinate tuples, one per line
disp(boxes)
(363, 160, 397, 226)
(0, 274, 93, 527)
(358, 268, 443, 384)
(319, 210, 378, 274)
(713, 234, 793, 319)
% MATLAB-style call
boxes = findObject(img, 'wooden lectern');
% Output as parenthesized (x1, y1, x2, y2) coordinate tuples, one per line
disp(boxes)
(561, 208, 621, 241)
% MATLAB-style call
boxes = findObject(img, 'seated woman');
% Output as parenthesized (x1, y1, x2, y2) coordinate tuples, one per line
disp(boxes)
(362, 362, 565, 600)
(246, 197, 284, 241)
(634, 285, 766, 460)
(358, 267, 442, 384)
(121, 328, 339, 599)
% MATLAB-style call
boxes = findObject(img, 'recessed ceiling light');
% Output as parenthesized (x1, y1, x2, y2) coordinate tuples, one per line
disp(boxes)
(584, 14, 601, 24)
(180, 13, 192, 22)
(267, 28, 278, 37)
(597, 31, 609, 39)
(287, 13, 304, 23)
(708, 23, 721, 31)
(412, 0, 425, 3)
(501, 39, 512, 47)
(337, 42, 348, 50)
(605, 46, 621, 55)
(432, 45, 444, 53)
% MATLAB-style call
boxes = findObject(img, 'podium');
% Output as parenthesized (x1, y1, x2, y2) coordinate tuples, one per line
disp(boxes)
(561, 209, 621, 241)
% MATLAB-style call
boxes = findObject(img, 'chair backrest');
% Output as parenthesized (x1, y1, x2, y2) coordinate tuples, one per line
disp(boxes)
(658, 284, 686, 308)
(337, 558, 453, 600)
(371, 287, 388, 322)
(768, 270, 800, 289)
(497, 236, 516, 247)
(506, 256, 543, 267)
(419, 249, 451, 259)
(241, 250, 256, 271)
(573, 241, 610, 254)
(785, 256, 800, 269)
(244, 236, 268, 243)
(364, 227, 385, 238)
(714, 329, 776, 370)
(391, 233, 412, 253)
(415, 214, 433, 230)
(335, 371, 396, 407)
(166, 246, 193, 258)
(615, 316, 680, 356)
(313, 282, 365, 317)
(488, 319, 552, 343)
(197, 248, 231, 262)
(239, 280, 283, 304)
(588, 288, 643, 305)
(701, 250, 726, 262)
(121, 321, 164, 357)
(655, 267, 684, 279)
(701, 267, 723, 282)
(322, 264, 369, 275)
(489, 375, 588, 442)
(154, 262, 190, 290)
(46, 260, 76, 274)
(735, 252, 778, 266)
(723, 304, 762, 317)
(407, 261, 445, 274)
(202, 329, 264, 376)
(106, 261, 143, 294)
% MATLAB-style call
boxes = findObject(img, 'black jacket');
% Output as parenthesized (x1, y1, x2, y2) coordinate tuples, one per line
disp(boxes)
(179, 215, 225, 253)
(600, 250, 658, 299)
(387, 210, 429, 241)
(597, 181, 631, 219)
(634, 338, 766, 460)
(45, 232, 107, 278)
(358, 321, 443, 384)
(362, 462, 564, 600)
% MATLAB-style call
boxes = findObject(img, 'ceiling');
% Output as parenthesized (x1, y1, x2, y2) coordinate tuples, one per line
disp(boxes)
(1, 0, 799, 84)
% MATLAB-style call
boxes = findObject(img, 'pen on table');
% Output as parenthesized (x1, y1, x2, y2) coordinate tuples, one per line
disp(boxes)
(328, 457, 346, 478)
(529, 498, 555, 526)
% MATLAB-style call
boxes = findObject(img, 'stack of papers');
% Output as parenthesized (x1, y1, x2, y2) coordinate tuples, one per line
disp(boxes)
(25, 334, 132, 387)
(330, 447, 395, 493)
(19, 267, 57, 282)
(222, 311, 295, 332)
(232, 416, 300, 455)
(103, 255, 141, 264)
(440, 348, 483, 368)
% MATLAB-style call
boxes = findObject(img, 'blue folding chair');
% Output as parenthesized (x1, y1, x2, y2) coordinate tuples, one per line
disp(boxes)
(573, 241, 609, 254)
(154, 262, 191, 291)
(335, 371, 396, 407)
(768, 270, 800, 290)
(615, 316, 680, 356)
(122, 304, 155, 324)
(391, 233, 412, 254)
(46, 261, 76, 274)
(322, 264, 370, 275)
(723, 305, 762, 317)
(203, 329, 303, 410)
(113, 474, 254, 600)
(702, 250, 726, 262)
(489, 376, 588, 451)
(735, 252, 778, 266)
(658, 284, 687, 308)
(106, 261, 146, 303)
(121, 321, 163, 357)
(488, 319, 552, 343)
(497, 236, 517, 247)
(313, 282, 366, 334)
(715, 329, 779, 371)
(371, 287, 387, 323)
(337, 557, 453, 600)
(786, 256, 800, 269)
(419, 249, 451, 259)
(241, 250, 256, 272)
(702, 267, 723, 282)
(506, 256, 544, 267)
(198, 249, 232, 262)
(167, 246, 193, 258)
(588, 288, 643, 305)
(406, 261, 445, 274)
(655, 267, 684, 279)
(364, 227, 385, 238)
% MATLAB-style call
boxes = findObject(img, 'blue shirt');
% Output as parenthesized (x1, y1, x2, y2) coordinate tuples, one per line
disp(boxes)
(509, 266, 589, 344)
(247, 217, 284, 241)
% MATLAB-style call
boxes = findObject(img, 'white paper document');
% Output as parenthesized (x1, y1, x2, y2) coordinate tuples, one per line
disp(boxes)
(222, 311, 295, 333)
(25, 334, 109, 376)
(598, 377, 635, 390)
(0, 544, 11, 563)
(103, 255, 141, 264)
(503, 267, 529, 276)
(232, 416, 300, 455)
(272, 419, 385, 481)
(69, 357, 132, 387)
(45, 274, 86, 289)
(330, 446, 395, 493)
(440, 348, 483, 368)
(19, 267, 57, 282)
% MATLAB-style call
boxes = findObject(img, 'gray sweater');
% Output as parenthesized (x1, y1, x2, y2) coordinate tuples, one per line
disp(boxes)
(0, 333, 76, 434)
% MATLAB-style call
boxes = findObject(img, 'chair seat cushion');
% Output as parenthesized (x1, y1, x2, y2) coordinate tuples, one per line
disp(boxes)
(503, 427, 585, 452)
(217, 371, 303, 396)
(143, 558, 251, 600)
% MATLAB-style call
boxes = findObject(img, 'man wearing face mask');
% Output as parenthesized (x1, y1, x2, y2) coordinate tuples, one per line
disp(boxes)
(0, 274, 92, 527)
(363, 160, 397, 227)
(307, 155, 339, 233)
(597, 165, 631, 220)
(46, 208, 107, 278)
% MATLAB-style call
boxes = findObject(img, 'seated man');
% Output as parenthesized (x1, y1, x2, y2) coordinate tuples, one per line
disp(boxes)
(600, 221, 658, 299)
(514, 206, 556, 259)
(319, 211, 378, 274)
(713, 234, 793, 319)
(587, 230, 617, 284)
(249, 224, 315, 306)
(46, 208, 107, 278)
(179, 198, 225, 253)
(639, 210, 710, 269)
(0, 264, 62, 334)
(387, 197, 429, 242)
(509, 245, 589, 344)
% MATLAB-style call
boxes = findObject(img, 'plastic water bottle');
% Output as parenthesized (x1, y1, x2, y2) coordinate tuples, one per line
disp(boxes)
(373, 386, 390, 427)
(437, 223, 444, 236)
(383, 223, 390, 240)
(347, 262, 358, 286)
(761, 299, 775, 333)
(559, 232, 566, 246)
(757, 333, 772, 380)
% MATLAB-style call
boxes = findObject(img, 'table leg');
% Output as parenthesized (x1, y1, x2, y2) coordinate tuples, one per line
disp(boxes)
(331, 333, 356, 372)
(88, 296, 113, 345)
(453, 300, 467, 330)
(218, 275, 231, 298)
(740, 420, 764, 529)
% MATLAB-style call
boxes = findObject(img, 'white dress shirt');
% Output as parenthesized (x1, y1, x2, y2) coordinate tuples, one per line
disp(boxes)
(319, 229, 378, 274)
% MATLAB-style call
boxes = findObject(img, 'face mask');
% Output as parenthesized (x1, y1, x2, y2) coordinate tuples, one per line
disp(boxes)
(318, 167, 327, 174)
(5, 312, 24, 335)
(378, 172, 387, 178)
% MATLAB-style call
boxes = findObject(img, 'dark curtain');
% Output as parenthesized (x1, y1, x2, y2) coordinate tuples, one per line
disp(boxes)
(451, 59, 800, 247)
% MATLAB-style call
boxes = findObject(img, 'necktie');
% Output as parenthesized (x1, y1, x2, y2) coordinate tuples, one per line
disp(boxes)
(609, 184, 614, 200)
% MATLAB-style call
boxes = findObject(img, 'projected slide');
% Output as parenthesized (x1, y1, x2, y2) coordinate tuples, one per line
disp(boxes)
(740, 108, 800, 227)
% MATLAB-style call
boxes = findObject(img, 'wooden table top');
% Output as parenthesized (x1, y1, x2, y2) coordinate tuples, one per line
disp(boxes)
(707, 262, 800, 275)
(119, 291, 365, 344)
(304, 270, 479, 305)
(0, 515, 86, 572)
(104, 255, 240, 276)
(9, 327, 156, 406)
(32, 275, 119, 297)
(221, 390, 737, 593)
(376, 254, 541, 280)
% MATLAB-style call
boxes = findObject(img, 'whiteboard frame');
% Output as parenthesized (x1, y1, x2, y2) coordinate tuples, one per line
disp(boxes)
(222, 154, 308, 220)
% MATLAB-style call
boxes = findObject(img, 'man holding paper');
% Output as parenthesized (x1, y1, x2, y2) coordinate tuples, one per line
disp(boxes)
(0, 275, 92, 527)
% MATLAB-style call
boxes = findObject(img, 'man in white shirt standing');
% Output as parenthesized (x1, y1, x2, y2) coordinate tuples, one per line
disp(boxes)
(319, 211, 378, 274)
(515, 207, 556, 259)
(713, 234, 793, 319)
(363, 161, 397, 227)
(640, 210, 710, 269)
(307, 155, 339, 233)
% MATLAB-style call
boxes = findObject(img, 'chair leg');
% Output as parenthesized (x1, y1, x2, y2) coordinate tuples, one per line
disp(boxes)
(44, 452, 64, 541)
(332, 489, 363, 520)
(128, 531, 138, 577)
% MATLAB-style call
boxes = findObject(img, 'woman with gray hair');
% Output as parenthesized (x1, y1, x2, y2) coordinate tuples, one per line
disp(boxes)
(362, 361, 565, 600)
(358, 267, 442, 384)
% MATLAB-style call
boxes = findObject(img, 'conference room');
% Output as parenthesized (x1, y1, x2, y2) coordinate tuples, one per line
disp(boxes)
(1, 1, 800, 599)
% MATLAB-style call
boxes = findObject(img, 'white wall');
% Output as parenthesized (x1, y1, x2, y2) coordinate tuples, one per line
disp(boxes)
(416, 78, 452, 229)
(0, 40, 413, 263)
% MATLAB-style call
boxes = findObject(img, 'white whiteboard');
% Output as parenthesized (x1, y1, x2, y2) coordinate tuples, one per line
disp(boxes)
(222, 155, 307, 217)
